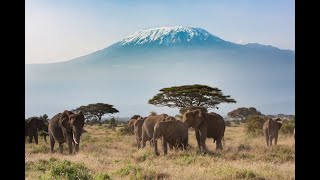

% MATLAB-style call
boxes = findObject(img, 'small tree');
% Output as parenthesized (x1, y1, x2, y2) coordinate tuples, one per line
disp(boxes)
(39, 114, 49, 123)
(76, 103, 119, 123)
(244, 115, 265, 136)
(228, 107, 262, 121)
(148, 84, 236, 110)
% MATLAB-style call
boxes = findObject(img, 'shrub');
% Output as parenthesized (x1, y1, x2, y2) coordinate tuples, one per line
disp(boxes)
(225, 120, 231, 127)
(41, 160, 93, 180)
(95, 173, 111, 180)
(117, 125, 134, 135)
(244, 115, 265, 136)
(280, 120, 295, 134)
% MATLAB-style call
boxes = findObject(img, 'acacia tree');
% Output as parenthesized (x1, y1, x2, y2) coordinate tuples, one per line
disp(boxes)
(148, 84, 236, 110)
(227, 107, 262, 121)
(76, 103, 119, 123)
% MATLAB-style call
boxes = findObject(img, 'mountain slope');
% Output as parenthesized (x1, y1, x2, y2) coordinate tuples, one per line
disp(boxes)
(25, 26, 295, 118)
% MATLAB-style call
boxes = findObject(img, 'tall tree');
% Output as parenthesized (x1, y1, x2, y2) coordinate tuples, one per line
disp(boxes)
(76, 103, 119, 123)
(148, 84, 236, 109)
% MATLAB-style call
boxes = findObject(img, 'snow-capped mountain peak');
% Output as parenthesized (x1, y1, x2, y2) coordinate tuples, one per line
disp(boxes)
(119, 26, 225, 46)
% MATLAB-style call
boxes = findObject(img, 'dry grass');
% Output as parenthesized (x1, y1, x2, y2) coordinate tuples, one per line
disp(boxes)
(25, 124, 295, 179)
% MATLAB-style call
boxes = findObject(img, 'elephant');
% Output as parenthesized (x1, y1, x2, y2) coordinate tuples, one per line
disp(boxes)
(182, 109, 225, 154)
(25, 117, 48, 144)
(153, 120, 189, 156)
(132, 117, 145, 149)
(48, 110, 85, 154)
(141, 114, 175, 148)
(263, 118, 282, 146)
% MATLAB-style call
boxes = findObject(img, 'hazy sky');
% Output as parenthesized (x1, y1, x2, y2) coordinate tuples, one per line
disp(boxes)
(26, 0, 295, 64)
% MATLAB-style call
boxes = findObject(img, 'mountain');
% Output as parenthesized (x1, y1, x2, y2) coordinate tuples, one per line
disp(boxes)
(25, 26, 295, 118)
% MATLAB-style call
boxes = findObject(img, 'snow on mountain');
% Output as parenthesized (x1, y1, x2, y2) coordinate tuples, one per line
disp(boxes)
(119, 26, 226, 46)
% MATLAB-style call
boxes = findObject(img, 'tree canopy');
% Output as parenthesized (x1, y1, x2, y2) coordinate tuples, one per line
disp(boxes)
(148, 84, 236, 109)
(76, 103, 119, 123)
(227, 107, 262, 120)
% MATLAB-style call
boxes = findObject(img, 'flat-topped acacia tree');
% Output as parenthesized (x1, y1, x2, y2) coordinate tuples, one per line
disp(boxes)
(76, 103, 119, 123)
(148, 84, 236, 111)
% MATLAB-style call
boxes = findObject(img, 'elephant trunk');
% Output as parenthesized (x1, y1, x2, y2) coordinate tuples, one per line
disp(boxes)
(73, 128, 82, 153)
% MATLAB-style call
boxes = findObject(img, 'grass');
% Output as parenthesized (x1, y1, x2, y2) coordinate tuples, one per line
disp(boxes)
(25, 124, 295, 179)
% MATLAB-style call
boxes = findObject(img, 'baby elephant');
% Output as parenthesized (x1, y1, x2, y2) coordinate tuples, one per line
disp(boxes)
(263, 118, 282, 146)
(153, 120, 188, 156)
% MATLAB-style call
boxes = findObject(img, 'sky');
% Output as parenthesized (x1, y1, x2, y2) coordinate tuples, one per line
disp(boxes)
(25, 0, 295, 64)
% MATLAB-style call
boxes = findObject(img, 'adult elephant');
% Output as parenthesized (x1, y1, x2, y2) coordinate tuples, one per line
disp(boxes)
(25, 117, 48, 144)
(48, 110, 85, 154)
(263, 118, 282, 146)
(132, 117, 145, 149)
(153, 120, 188, 156)
(182, 109, 225, 154)
(141, 114, 175, 148)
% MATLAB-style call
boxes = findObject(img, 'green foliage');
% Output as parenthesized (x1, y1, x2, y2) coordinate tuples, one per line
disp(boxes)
(117, 125, 134, 136)
(27, 159, 93, 180)
(115, 165, 142, 178)
(174, 154, 196, 165)
(244, 115, 265, 136)
(95, 173, 111, 180)
(225, 120, 231, 127)
(40, 160, 93, 180)
(148, 84, 236, 109)
(280, 120, 295, 134)
(227, 107, 262, 120)
(77, 103, 119, 123)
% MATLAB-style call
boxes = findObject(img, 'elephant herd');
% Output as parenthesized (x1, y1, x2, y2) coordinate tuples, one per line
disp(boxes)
(25, 108, 293, 156)
(25, 110, 85, 154)
(128, 109, 226, 156)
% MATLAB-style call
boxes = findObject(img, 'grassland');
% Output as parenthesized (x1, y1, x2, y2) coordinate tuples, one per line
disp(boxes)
(25, 123, 295, 179)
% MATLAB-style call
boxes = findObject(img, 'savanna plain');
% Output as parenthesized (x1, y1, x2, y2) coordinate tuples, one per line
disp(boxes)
(25, 122, 294, 180)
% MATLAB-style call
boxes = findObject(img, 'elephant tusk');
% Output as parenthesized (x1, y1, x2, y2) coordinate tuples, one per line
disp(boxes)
(73, 133, 79, 144)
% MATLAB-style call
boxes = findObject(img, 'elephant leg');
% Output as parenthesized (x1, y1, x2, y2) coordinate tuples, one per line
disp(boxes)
(59, 143, 63, 153)
(28, 134, 33, 143)
(169, 143, 174, 151)
(199, 129, 208, 155)
(275, 134, 278, 145)
(162, 137, 168, 156)
(269, 136, 273, 146)
(195, 129, 201, 150)
(216, 137, 223, 151)
(265, 134, 269, 146)
(141, 131, 147, 148)
(34, 134, 38, 145)
(50, 134, 55, 153)
(136, 137, 141, 149)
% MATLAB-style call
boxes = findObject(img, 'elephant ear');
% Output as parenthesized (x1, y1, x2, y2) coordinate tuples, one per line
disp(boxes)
(27, 118, 40, 129)
(193, 109, 205, 128)
(59, 112, 71, 128)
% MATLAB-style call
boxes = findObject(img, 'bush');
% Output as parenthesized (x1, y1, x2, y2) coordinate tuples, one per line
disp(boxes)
(41, 160, 93, 180)
(244, 115, 265, 136)
(95, 173, 111, 180)
(117, 125, 134, 135)
(280, 120, 295, 134)
(225, 120, 231, 127)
